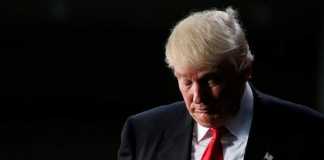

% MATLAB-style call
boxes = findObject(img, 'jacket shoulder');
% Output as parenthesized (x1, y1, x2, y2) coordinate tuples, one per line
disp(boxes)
(128, 101, 187, 128)
(255, 90, 324, 129)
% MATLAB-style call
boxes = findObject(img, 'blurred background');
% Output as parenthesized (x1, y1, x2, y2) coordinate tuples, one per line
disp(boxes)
(1, 0, 324, 159)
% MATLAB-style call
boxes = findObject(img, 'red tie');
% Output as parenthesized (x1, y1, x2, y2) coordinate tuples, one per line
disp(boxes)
(201, 128, 223, 160)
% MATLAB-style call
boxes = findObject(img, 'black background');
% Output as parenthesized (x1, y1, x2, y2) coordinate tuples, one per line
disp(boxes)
(1, 0, 324, 159)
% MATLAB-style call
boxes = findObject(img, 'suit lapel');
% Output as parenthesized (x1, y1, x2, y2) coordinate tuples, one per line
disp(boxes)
(156, 109, 193, 160)
(244, 89, 275, 160)
(244, 114, 272, 160)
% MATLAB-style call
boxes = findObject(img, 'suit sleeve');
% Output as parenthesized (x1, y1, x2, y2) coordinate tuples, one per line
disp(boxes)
(118, 117, 136, 160)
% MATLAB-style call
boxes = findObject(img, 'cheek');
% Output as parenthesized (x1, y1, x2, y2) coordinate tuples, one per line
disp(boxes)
(210, 85, 223, 98)
(179, 88, 193, 105)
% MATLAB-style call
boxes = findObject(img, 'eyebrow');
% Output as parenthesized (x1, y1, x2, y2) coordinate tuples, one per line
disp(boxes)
(174, 72, 186, 78)
(174, 70, 222, 80)
(200, 72, 223, 82)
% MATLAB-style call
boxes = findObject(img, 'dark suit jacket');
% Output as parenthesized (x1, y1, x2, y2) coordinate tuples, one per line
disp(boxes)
(118, 89, 324, 160)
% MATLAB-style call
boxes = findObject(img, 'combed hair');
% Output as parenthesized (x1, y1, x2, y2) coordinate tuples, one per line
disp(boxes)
(165, 7, 254, 73)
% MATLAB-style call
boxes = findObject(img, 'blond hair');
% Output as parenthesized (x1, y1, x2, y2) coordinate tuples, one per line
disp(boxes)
(165, 7, 254, 73)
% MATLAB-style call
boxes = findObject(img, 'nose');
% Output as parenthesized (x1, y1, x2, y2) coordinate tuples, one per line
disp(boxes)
(193, 83, 202, 104)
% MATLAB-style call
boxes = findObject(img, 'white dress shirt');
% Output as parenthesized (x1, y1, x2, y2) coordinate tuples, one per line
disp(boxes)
(191, 83, 254, 160)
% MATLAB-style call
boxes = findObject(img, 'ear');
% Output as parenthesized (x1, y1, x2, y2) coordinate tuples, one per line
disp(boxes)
(242, 63, 253, 81)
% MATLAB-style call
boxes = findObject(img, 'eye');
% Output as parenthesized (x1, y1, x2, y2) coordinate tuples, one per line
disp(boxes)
(183, 80, 192, 86)
(182, 79, 192, 87)
(206, 75, 223, 87)
(207, 79, 220, 87)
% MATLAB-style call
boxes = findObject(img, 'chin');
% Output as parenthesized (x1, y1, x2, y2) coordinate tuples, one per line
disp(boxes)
(194, 113, 224, 128)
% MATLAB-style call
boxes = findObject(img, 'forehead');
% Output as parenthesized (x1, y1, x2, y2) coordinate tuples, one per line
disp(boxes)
(174, 66, 220, 79)
(173, 53, 237, 76)
(173, 57, 237, 79)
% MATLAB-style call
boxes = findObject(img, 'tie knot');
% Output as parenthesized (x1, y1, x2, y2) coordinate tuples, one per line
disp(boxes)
(210, 127, 229, 141)
(209, 128, 220, 140)
(202, 128, 224, 160)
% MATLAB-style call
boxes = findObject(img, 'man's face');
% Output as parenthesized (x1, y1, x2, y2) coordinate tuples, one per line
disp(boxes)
(174, 58, 250, 128)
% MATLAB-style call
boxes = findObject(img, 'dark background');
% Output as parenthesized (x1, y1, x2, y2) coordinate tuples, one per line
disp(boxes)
(1, 0, 324, 159)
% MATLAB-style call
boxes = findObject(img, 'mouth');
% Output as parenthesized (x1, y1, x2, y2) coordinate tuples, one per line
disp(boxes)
(193, 105, 213, 113)
(195, 108, 208, 113)
(192, 104, 221, 115)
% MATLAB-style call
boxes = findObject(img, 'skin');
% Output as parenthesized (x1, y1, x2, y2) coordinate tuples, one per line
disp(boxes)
(174, 57, 252, 128)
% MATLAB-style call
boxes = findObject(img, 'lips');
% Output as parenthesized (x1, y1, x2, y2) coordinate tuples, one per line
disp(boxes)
(192, 104, 210, 113)
(195, 108, 208, 113)
(192, 103, 221, 115)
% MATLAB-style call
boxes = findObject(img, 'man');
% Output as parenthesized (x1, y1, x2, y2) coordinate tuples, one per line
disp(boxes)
(118, 7, 324, 160)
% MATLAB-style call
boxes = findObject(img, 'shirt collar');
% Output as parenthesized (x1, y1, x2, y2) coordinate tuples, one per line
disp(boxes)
(196, 122, 209, 142)
(195, 82, 254, 142)
(225, 82, 254, 140)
